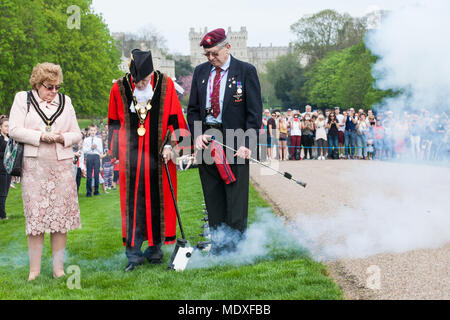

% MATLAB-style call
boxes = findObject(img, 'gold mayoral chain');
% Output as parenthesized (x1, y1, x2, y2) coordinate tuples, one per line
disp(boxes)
(131, 72, 160, 137)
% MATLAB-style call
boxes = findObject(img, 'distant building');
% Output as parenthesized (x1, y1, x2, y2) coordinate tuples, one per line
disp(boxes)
(189, 27, 295, 73)
(112, 32, 176, 79)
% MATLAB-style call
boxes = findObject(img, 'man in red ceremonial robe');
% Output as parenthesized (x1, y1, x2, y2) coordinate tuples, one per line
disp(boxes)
(108, 49, 189, 271)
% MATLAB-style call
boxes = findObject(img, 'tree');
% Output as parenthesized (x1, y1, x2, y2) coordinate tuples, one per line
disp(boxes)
(301, 41, 394, 109)
(117, 26, 168, 57)
(290, 9, 367, 64)
(0, 0, 122, 116)
(177, 74, 192, 107)
(265, 53, 306, 109)
(174, 58, 194, 79)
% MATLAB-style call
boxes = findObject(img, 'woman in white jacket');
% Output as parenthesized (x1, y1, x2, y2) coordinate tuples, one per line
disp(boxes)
(356, 113, 369, 159)
(9, 62, 82, 281)
(315, 114, 327, 160)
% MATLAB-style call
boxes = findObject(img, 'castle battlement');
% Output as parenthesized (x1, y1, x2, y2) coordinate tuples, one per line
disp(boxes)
(189, 26, 290, 73)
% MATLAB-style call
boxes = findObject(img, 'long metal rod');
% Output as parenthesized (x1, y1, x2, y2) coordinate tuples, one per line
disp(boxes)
(164, 161, 186, 239)
(209, 138, 307, 188)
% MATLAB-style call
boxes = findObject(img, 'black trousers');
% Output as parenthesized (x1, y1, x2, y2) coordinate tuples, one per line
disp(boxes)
(0, 172, 11, 219)
(86, 154, 100, 195)
(75, 167, 82, 192)
(199, 163, 249, 251)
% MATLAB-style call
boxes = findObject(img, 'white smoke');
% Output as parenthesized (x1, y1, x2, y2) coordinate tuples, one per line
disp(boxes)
(294, 0, 450, 261)
(186, 208, 307, 269)
(292, 166, 450, 261)
(365, 0, 450, 113)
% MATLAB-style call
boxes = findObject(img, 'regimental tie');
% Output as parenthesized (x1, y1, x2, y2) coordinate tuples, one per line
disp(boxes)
(211, 66, 222, 118)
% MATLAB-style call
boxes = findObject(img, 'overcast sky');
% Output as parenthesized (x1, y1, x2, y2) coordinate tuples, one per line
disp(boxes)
(91, 0, 416, 55)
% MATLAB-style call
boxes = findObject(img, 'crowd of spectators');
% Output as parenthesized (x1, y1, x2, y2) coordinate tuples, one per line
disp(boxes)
(260, 106, 450, 162)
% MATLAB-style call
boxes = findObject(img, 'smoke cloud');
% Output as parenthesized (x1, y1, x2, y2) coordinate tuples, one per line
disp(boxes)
(292, 1, 450, 262)
(292, 164, 450, 261)
(365, 0, 450, 113)
(186, 208, 307, 269)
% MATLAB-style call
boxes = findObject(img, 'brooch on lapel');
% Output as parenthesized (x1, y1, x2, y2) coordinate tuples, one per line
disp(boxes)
(233, 81, 243, 103)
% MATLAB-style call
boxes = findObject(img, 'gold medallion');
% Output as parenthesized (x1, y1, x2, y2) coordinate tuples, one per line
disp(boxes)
(137, 125, 146, 136)
(45, 125, 52, 132)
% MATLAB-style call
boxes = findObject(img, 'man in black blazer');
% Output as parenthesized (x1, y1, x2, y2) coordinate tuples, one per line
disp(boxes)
(187, 28, 262, 254)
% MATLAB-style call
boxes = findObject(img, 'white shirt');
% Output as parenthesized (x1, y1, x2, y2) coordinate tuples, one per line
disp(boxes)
(205, 55, 231, 124)
(336, 114, 345, 132)
(290, 119, 302, 136)
(315, 120, 328, 141)
(82, 135, 103, 156)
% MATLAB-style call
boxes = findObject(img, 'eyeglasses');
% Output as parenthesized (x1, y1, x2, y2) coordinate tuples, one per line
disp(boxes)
(203, 45, 226, 57)
(203, 50, 221, 57)
(41, 83, 61, 91)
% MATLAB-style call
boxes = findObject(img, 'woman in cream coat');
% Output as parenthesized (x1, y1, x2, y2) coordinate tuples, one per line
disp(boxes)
(9, 62, 82, 281)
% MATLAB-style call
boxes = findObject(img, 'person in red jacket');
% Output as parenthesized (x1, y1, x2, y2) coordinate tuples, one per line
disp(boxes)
(107, 49, 190, 271)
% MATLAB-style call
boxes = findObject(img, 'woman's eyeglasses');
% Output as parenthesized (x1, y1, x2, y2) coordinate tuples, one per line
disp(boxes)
(41, 83, 61, 91)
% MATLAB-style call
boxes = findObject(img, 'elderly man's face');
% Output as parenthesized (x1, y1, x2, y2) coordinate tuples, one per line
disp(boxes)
(204, 43, 231, 68)
(135, 73, 153, 91)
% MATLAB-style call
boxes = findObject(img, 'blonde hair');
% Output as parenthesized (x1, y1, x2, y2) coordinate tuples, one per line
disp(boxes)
(29, 62, 63, 90)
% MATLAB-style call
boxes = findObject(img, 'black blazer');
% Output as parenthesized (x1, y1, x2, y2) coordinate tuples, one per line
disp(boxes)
(187, 55, 263, 146)
(0, 135, 8, 174)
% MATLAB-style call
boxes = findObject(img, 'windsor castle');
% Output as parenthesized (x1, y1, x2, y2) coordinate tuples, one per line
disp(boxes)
(113, 27, 292, 79)
(189, 27, 292, 73)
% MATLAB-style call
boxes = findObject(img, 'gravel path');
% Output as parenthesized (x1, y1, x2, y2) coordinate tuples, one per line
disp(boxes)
(250, 159, 450, 300)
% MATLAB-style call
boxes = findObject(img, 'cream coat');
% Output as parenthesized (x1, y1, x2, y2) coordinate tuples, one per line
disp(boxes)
(9, 90, 82, 160)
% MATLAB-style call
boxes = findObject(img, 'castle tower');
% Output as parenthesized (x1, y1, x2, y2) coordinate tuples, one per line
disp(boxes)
(189, 26, 249, 67)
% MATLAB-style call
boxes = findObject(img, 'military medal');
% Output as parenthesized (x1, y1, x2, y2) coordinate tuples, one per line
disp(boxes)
(45, 124, 52, 132)
(233, 81, 243, 102)
(237, 82, 243, 94)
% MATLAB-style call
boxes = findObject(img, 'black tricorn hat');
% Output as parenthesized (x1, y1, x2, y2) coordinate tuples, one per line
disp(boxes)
(129, 49, 154, 83)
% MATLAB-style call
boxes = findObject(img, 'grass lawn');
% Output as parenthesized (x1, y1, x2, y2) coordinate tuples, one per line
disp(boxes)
(0, 168, 343, 300)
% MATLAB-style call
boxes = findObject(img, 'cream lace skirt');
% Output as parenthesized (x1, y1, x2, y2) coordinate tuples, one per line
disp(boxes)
(21, 143, 81, 236)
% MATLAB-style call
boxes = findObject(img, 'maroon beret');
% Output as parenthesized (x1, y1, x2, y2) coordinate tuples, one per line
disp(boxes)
(200, 28, 227, 48)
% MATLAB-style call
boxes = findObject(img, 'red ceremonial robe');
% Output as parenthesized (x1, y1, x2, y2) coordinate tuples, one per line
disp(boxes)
(107, 71, 189, 247)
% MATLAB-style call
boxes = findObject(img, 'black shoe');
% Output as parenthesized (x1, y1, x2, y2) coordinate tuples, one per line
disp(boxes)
(124, 261, 142, 272)
(144, 246, 163, 264)
(94, 192, 100, 196)
(146, 251, 163, 264)
(86, 193, 92, 197)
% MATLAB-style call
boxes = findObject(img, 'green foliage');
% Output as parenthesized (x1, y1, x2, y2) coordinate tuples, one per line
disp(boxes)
(290, 9, 367, 64)
(265, 53, 307, 109)
(0, 0, 121, 116)
(302, 41, 393, 110)
(174, 58, 194, 79)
